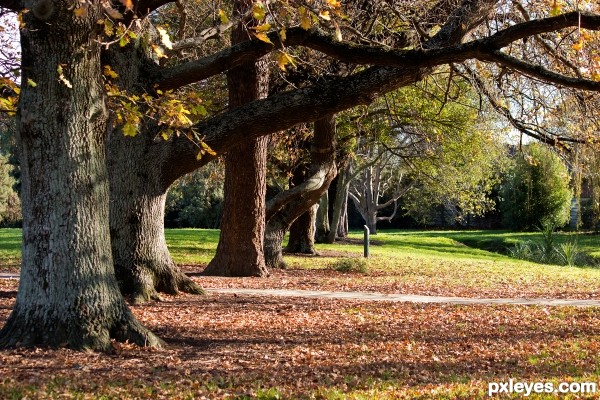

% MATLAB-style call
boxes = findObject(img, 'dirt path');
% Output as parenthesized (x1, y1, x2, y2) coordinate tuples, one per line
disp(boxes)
(3, 273, 600, 306)
(206, 288, 600, 306)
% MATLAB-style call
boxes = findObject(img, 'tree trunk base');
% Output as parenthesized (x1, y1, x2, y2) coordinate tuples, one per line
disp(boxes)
(0, 303, 162, 352)
(202, 257, 269, 277)
(117, 262, 205, 305)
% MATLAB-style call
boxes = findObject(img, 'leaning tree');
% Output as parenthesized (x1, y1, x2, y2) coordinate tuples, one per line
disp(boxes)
(2, 0, 600, 350)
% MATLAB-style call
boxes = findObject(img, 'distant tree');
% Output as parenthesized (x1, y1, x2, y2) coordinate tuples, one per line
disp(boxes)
(165, 163, 224, 228)
(0, 154, 19, 225)
(501, 143, 572, 230)
(344, 81, 505, 231)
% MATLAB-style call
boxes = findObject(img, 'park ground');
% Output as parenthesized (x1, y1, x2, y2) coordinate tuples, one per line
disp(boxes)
(1, 229, 600, 399)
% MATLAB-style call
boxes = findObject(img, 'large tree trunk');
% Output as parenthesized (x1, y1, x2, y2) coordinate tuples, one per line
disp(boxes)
(285, 204, 318, 254)
(337, 190, 349, 238)
(264, 115, 337, 269)
(104, 40, 203, 303)
(107, 134, 205, 303)
(327, 163, 351, 243)
(203, 0, 270, 277)
(0, 5, 160, 351)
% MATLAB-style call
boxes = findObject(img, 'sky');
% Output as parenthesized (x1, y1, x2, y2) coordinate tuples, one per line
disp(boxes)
(0, 11, 20, 80)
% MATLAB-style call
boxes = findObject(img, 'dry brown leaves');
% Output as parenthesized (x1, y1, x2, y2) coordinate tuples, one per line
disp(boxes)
(188, 268, 600, 300)
(1, 278, 600, 399)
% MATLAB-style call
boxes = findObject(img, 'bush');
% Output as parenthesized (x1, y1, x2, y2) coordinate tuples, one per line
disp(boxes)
(165, 165, 224, 228)
(507, 226, 594, 267)
(0, 154, 20, 227)
(500, 144, 572, 231)
(329, 258, 369, 273)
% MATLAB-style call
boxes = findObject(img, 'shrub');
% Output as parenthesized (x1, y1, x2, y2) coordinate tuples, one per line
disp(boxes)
(500, 144, 572, 231)
(329, 258, 369, 273)
(0, 154, 20, 227)
(508, 226, 594, 267)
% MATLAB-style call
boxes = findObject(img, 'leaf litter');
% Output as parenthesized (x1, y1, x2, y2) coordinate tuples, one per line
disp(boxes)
(1, 278, 600, 399)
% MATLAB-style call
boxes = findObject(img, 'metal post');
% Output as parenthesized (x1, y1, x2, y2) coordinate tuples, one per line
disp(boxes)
(363, 225, 370, 258)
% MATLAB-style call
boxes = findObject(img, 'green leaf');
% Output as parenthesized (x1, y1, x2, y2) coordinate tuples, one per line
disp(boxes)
(122, 122, 138, 137)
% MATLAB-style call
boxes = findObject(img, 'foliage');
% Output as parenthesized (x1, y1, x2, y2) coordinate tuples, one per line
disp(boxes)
(507, 223, 594, 267)
(390, 82, 508, 225)
(500, 143, 573, 231)
(328, 257, 368, 273)
(165, 163, 224, 228)
(0, 155, 19, 227)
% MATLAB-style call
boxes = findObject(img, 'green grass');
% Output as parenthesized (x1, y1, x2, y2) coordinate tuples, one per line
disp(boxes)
(2, 228, 600, 297)
(0, 228, 21, 267)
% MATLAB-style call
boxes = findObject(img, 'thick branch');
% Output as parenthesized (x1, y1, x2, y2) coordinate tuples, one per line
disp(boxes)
(157, 12, 600, 91)
(170, 20, 236, 52)
(484, 50, 600, 92)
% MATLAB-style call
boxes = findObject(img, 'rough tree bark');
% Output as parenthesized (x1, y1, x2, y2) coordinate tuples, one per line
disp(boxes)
(264, 115, 337, 269)
(285, 154, 318, 255)
(285, 204, 318, 254)
(105, 41, 204, 303)
(0, 2, 160, 350)
(327, 162, 351, 243)
(108, 132, 205, 303)
(203, 0, 270, 277)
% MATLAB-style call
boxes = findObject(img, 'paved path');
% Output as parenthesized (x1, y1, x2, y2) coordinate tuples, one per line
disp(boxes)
(205, 288, 600, 307)
(2, 273, 600, 307)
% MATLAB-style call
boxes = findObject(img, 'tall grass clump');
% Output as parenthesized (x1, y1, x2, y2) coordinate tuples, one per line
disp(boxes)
(508, 224, 594, 267)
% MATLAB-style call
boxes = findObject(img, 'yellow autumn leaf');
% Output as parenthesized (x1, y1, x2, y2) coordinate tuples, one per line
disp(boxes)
(104, 19, 114, 36)
(550, 0, 562, 16)
(122, 122, 138, 137)
(279, 28, 287, 41)
(119, 0, 134, 11)
(334, 22, 342, 41)
(255, 23, 271, 32)
(319, 10, 331, 20)
(325, 0, 341, 7)
(252, 2, 267, 21)
(27, 79, 37, 87)
(57, 64, 73, 89)
(299, 7, 311, 30)
(17, 9, 28, 28)
(74, 6, 87, 17)
(152, 44, 167, 58)
(103, 65, 119, 79)
(277, 52, 295, 71)
(218, 9, 229, 24)
(572, 38, 584, 52)
(201, 142, 217, 156)
(254, 32, 273, 44)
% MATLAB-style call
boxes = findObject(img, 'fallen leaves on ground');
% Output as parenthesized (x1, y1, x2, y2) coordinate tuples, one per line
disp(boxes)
(187, 266, 600, 301)
(1, 279, 600, 399)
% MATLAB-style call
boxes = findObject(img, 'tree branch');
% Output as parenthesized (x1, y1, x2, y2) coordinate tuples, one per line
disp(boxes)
(157, 12, 600, 92)
(484, 49, 600, 92)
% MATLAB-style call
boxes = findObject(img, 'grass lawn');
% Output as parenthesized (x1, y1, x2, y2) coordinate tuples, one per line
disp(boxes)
(2, 228, 600, 299)
(1, 228, 600, 398)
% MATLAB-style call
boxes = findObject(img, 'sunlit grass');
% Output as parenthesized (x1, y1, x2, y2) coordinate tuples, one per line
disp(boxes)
(2, 228, 600, 297)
